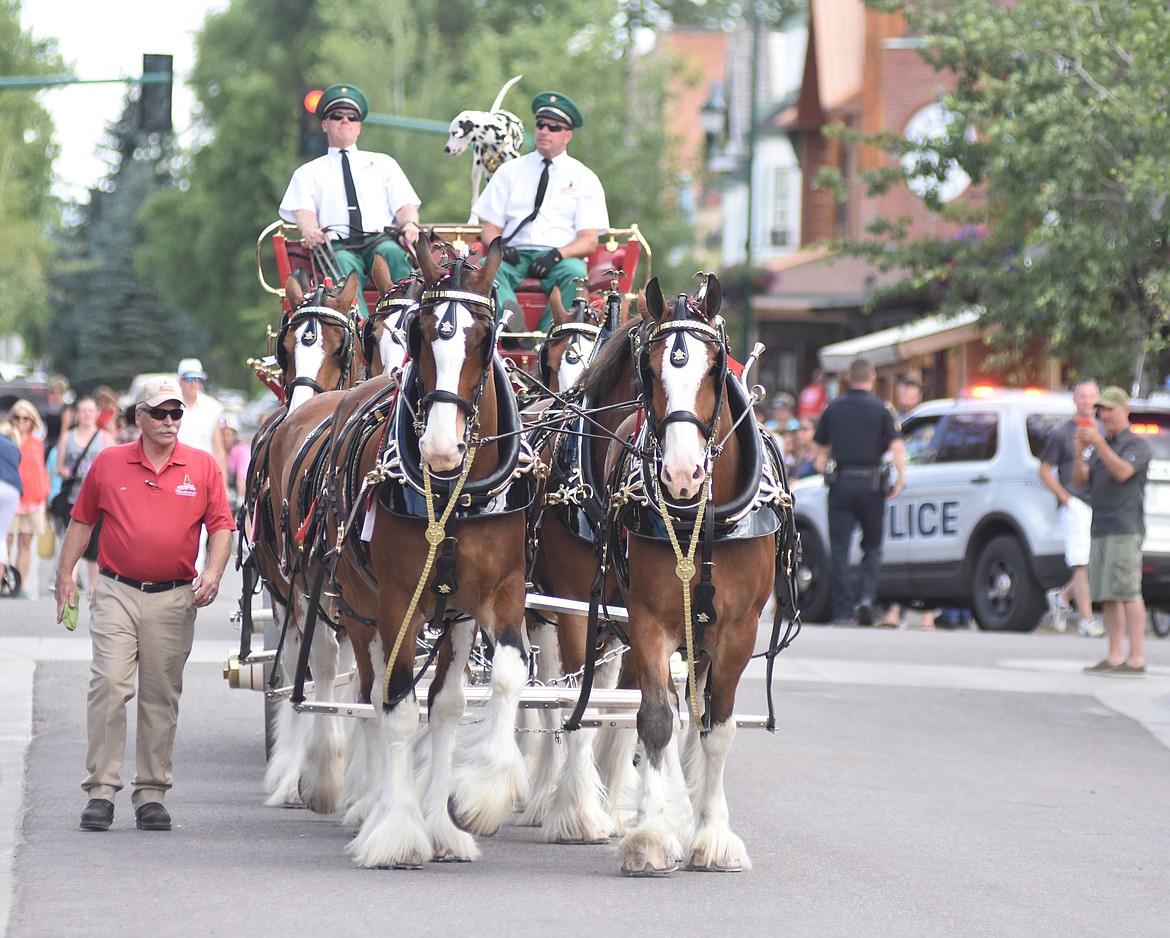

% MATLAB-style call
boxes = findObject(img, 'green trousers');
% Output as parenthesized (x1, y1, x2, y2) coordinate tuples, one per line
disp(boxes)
(494, 250, 588, 333)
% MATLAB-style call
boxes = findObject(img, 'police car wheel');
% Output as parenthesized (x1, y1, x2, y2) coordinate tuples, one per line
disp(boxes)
(970, 534, 1045, 632)
(794, 523, 831, 624)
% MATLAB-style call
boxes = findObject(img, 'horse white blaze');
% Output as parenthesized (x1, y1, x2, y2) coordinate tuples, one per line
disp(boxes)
(419, 302, 473, 472)
(557, 335, 596, 391)
(658, 336, 709, 500)
(377, 322, 410, 376)
(286, 319, 328, 413)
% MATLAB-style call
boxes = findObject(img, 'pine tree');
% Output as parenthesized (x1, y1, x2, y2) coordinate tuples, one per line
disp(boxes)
(49, 95, 204, 394)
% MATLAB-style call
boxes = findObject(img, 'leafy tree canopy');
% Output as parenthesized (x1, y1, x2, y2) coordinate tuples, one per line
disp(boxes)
(0, 0, 64, 343)
(825, 0, 1170, 389)
(133, 0, 761, 386)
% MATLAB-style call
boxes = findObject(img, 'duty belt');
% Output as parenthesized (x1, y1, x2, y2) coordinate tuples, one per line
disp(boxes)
(837, 466, 881, 479)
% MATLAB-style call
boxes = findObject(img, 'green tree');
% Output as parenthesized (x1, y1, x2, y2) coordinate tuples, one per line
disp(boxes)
(822, 0, 1170, 389)
(137, 0, 704, 381)
(49, 97, 204, 393)
(0, 0, 63, 346)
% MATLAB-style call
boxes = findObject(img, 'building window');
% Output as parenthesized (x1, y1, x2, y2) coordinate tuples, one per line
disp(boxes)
(771, 167, 795, 247)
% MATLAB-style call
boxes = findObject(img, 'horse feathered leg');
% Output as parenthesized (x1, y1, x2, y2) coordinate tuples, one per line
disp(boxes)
(346, 632, 429, 869)
(263, 603, 305, 807)
(619, 628, 692, 875)
(423, 619, 479, 861)
(685, 719, 750, 871)
(514, 616, 564, 828)
(543, 628, 620, 843)
(295, 618, 345, 814)
(449, 626, 530, 836)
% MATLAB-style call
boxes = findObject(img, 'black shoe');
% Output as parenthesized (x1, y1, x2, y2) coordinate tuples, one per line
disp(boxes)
(135, 802, 171, 831)
(857, 600, 874, 626)
(80, 798, 114, 831)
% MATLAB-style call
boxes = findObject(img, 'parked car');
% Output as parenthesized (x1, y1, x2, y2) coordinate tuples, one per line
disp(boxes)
(793, 389, 1170, 631)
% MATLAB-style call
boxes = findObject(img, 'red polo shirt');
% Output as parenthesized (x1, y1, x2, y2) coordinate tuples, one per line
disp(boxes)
(71, 438, 236, 582)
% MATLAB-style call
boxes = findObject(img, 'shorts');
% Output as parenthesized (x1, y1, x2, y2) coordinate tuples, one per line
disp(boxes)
(1088, 533, 1143, 602)
(1061, 498, 1091, 568)
(12, 505, 47, 537)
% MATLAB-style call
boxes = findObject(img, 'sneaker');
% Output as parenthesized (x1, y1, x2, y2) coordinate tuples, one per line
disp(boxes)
(1101, 663, 1147, 678)
(1083, 659, 1120, 674)
(1046, 588, 1069, 631)
(1077, 618, 1105, 638)
(856, 600, 874, 626)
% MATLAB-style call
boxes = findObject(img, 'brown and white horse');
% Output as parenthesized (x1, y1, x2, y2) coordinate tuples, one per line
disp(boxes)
(519, 293, 641, 840)
(242, 271, 363, 808)
(342, 239, 537, 867)
(603, 276, 784, 874)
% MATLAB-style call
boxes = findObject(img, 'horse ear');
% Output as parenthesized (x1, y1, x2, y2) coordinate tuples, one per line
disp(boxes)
(371, 254, 394, 295)
(643, 277, 666, 322)
(549, 286, 570, 326)
(702, 273, 722, 319)
(416, 235, 441, 282)
(339, 272, 360, 311)
(481, 237, 504, 282)
(285, 273, 304, 309)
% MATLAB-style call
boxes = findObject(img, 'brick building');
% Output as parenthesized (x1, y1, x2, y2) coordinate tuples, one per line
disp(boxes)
(751, 0, 1055, 404)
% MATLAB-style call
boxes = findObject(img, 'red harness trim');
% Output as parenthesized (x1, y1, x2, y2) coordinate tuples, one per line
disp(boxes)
(294, 494, 319, 544)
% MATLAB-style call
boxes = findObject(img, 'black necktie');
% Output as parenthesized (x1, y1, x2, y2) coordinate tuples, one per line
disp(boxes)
(340, 149, 363, 236)
(505, 158, 551, 244)
(533, 157, 551, 212)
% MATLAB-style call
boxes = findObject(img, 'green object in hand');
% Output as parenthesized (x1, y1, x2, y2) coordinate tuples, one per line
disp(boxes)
(62, 596, 78, 632)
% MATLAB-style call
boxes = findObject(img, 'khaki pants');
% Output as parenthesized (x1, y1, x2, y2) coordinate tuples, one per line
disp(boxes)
(83, 576, 196, 807)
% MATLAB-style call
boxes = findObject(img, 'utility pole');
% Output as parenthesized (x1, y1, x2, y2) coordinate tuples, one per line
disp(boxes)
(743, 4, 761, 355)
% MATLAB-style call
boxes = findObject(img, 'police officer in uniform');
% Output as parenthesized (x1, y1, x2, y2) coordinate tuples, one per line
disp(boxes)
(813, 358, 906, 624)
(473, 91, 609, 334)
(280, 82, 422, 316)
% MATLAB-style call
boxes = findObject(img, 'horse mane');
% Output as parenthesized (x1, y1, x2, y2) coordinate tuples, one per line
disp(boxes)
(579, 319, 638, 402)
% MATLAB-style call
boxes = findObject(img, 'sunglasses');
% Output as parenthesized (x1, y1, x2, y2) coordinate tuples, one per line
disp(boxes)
(10, 414, 32, 422)
(182, 375, 203, 382)
(326, 111, 361, 122)
(144, 407, 184, 422)
(535, 120, 568, 133)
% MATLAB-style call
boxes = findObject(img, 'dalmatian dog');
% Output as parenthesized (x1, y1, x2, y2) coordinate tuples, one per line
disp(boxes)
(445, 74, 525, 222)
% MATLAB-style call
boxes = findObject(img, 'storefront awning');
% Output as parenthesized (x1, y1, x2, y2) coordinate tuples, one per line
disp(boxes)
(818, 309, 983, 372)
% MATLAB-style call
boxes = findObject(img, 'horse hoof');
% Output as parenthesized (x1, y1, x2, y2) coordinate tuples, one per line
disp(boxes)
(432, 851, 472, 863)
(621, 851, 677, 877)
(686, 853, 743, 873)
(375, 855, 425, 870)
(446, 794, 500, 837)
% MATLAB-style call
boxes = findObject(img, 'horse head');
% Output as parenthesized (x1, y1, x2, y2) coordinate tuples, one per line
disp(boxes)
(411, 236, 503, 473)
(280, 271, 361, 412)
(364, 254, 422, 377)
(539, 285, 602, 392)
(637, 273, 727, 502)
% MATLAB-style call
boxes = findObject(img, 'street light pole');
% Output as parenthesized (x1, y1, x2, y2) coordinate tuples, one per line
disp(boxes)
(743, 4, 761, 356)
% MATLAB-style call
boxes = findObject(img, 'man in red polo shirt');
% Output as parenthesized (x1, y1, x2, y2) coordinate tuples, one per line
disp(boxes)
(55, 376, 235, 833)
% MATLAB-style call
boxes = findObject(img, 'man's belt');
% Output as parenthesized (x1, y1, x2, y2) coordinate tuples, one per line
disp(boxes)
(837, 466, 881, 479)
(99, 569, 190, 593)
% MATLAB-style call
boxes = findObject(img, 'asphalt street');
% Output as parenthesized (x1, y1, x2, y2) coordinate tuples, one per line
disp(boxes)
(0, 554, 1168, 937)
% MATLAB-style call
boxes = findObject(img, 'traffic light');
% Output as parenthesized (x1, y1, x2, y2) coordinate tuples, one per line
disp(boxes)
(140, 54, 173, 131)
(299, 87, 327, 157)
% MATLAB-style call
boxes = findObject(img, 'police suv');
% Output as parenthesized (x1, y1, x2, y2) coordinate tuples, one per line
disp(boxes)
(793, 389, 1170, 631)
